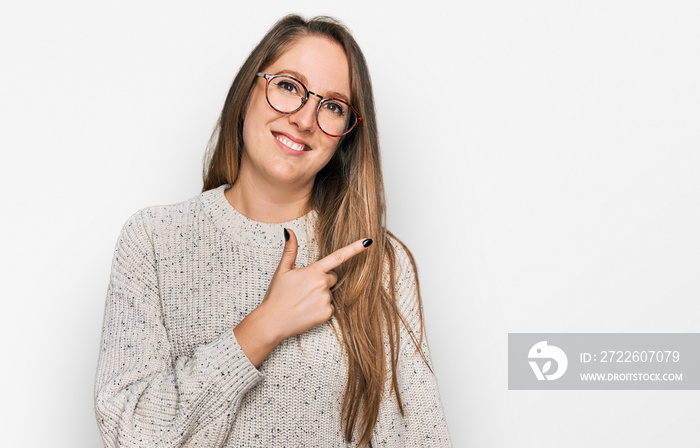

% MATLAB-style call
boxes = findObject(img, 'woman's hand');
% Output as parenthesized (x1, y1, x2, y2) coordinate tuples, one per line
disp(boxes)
(234, 228, 372, 367)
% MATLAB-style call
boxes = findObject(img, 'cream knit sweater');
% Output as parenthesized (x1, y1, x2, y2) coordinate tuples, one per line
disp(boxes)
(95, 185, 452, 447)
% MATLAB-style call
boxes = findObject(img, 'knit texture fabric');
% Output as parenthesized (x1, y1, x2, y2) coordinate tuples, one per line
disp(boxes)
(95, 185, 452, 447)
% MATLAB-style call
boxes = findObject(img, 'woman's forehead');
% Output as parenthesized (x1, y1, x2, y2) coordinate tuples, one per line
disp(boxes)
(265, 35, 351, 99)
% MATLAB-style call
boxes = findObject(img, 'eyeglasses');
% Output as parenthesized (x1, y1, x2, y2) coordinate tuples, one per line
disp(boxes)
(256, 72, 363, 137)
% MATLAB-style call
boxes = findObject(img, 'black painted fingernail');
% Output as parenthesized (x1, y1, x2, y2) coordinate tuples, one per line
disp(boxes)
(284, 228, 289, 241)
(362, 238, 373, 247)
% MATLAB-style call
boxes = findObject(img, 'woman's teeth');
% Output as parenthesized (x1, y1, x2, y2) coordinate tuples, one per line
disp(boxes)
(276, 134, 308, 152)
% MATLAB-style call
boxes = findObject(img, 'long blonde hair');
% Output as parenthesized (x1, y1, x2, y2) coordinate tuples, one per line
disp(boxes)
(202, 15, 426, 447)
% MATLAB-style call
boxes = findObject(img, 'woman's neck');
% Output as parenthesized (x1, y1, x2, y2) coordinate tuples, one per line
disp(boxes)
(224, 170, 313, 223)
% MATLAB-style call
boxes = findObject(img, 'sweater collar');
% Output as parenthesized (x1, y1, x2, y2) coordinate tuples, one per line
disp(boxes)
(201, 184, 317, 249)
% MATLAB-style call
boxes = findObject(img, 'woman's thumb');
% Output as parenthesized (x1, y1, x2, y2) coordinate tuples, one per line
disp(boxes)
(277, 228, 298, 272)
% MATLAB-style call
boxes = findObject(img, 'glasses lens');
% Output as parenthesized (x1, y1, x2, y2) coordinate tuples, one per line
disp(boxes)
(266, 76, 305, 113)
(317, 98, 357, 137)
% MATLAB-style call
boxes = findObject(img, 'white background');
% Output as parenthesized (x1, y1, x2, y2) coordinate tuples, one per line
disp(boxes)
(1, 1, 699, 447)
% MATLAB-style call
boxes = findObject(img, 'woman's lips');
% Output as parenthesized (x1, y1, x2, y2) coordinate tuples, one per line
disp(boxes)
(273, 132, 310, 153)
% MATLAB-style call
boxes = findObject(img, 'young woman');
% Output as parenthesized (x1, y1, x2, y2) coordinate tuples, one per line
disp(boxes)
(95, 15, 452, 448)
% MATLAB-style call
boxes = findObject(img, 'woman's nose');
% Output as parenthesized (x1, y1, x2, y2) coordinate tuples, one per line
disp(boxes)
(288, 98, 317, 132)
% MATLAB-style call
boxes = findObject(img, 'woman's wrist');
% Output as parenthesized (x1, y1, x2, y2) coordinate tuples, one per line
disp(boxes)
(233, 304, 285, 367)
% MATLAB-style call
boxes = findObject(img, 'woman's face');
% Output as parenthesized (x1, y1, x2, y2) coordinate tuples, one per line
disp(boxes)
(241, 35, 351, 190)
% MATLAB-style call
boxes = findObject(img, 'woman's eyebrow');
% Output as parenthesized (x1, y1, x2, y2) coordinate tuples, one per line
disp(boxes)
(274, 69, 350, 102)
(325, 90, 350, 102)
(274, 69, 307, 83)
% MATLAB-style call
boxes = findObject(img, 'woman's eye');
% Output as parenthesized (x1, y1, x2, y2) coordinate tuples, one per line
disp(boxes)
(275, 80, 299, 95)
(323, 101, 346, 117)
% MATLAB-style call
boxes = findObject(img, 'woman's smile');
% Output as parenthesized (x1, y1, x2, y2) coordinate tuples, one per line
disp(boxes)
(273, 131, 311, 154)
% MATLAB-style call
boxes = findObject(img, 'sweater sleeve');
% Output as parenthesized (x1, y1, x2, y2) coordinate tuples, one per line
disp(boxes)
(371, 241, 453, 447)
(94, 211, 262, 448)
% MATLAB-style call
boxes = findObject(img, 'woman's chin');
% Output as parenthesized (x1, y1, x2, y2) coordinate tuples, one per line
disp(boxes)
(266, 165, 310, 188)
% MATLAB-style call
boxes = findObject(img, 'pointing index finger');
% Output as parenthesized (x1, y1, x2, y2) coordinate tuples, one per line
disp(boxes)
(313, 238, 373, 272)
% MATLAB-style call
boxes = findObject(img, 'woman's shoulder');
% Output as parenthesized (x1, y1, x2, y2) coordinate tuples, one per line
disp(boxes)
(116, 187, 222, 245)
(384, 232, 426, 348)
(385, 231, 418, 278)
(383, 232, 422, 308)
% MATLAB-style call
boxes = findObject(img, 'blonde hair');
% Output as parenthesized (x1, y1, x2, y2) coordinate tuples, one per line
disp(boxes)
(202, 15, 427, 447)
